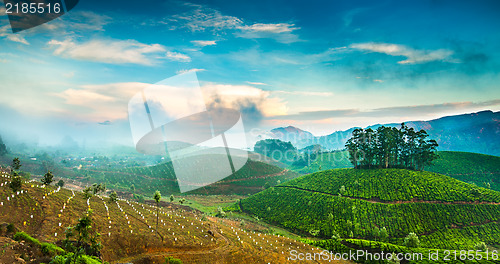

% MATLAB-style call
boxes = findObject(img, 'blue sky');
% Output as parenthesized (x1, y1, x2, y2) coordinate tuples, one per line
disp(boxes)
(0, 0, 499, 147)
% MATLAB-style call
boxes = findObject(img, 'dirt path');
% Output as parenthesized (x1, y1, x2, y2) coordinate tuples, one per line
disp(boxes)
(275, 185, 500, 205)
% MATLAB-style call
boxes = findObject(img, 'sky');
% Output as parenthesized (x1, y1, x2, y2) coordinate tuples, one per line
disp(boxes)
(0, 0, 499, 149)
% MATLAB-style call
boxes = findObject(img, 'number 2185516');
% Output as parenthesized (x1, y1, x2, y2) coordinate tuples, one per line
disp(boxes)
(5, 2, 62, 14)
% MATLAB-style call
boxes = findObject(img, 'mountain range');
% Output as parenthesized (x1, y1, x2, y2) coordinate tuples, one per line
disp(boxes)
(269, 110, 500, 156)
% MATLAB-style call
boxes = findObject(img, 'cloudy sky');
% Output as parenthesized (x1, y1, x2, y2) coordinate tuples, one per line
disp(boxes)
(0, 0, 499, 148)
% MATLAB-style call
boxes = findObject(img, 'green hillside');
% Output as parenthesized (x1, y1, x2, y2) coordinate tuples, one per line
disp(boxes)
(72, 156, 300, 196)
(240, 169, 500, 262)
(287, 150, 500, 190)
(288, 150, 352, 174)
(426, 151, 500, 191)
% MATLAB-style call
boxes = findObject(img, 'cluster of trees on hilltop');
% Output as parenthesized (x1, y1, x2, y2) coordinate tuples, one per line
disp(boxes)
(345, 123, 439, 170)
(254, 139, 298, 163)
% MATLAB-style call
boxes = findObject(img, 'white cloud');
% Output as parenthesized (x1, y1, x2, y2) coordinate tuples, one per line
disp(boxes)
(350, 42, 457, 64)
(238, 23, 298, 34)
(165, 3, 300, 43)
(202, 84, 288, 117)
(0, 25, 29, 45)
(246, 82, 268, 86)
(167, 3, 242, 32)
(165, 51, 191, 62)
(47, 38, 187, 65)
(54, 82, 151, 121)
(191, 40, 217, 46)
(236, 23, 300, 43)
(53, 81, 288, 122)
(176, 68, 206, 74)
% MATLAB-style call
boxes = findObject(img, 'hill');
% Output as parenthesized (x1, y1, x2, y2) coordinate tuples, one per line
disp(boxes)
(288, 150, 353, 174)
(270, 110, 500, 156)
(0, 170, 335, 263)
(270, 126, 315, 143)
(69, 156, 300, 196)
(287, 151, 500, 189)
(426, 151, 500, 191)
(240, 169, 500, 262)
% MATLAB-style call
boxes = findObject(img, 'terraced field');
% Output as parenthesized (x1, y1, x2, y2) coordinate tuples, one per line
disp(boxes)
(240, 169, 500, 263)
(0, 170, 342, 263)
(70, 156, 300, 196)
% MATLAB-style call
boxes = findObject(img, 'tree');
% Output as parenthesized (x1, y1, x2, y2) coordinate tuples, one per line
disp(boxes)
(404, 232, 420, 248)
(9, 175, 22, 193)
(414, 130, 439, 170)
(63, 209, 102, 263)
(263, 182, 270, 190)
(169, 194, 174, 203)
(56, 180, 65, 188)
(345, 128, 363, 168)
(12, 157, 21, 171)
(82, 187, 93, 199)
(91, 183, 106, 195)
(41, 171, 54, 186)
(153, 190, 162, 241)
(109, 191, 118, 202)
(360, 128, 376, 168)
(345, 124, 438, 170)
(179, 198, 185, 205)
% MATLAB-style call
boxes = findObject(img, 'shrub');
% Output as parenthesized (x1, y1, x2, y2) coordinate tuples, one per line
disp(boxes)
(109, 191, 118, 202)
(41, 242, 65, 256)
(50, 253, 106, 264)
(165, 256, 183, 264)
(474, 242, 488, 251)
(6, 223, 15, 233)
(216, 207, 226, 218)
(403, 232, 420, 248)
(379, 227, 388, 242)
(14, 232, 40, 246)
(56, 180, 65, 188)
(309, 229, 320, 237)
(82, 187, 93, 199)
(9, 176, 22, 193)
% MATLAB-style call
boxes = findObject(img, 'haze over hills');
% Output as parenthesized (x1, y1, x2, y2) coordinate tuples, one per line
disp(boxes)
(270, 110, 500, 156)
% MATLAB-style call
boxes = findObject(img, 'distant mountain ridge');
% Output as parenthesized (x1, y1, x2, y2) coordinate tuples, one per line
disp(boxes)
(270, 110, 500, 156)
